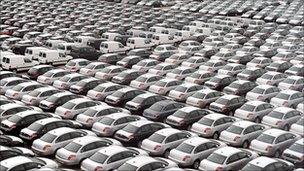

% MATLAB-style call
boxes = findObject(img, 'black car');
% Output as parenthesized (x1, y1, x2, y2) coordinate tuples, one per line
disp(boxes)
(114, 121, 166, 145)
(165, 107, 210, 129)
(125, 93, 167, 115)
(209, 95, 247, 115)
(127, 48, 151, 58)
(0, 135, 23, 146)
(0, 111, 57, 135)
(87, 38, 107, 50)
(27, 65, 54, 80)
(105, 88, 145, 107)
(116, 56, 142, 68)
(143, 100, 186, 121)
(0, 146, 34, 160)
(205, 75, 236, 91)
(69, 78, 105, 95)
(11, 43, 33, 55)
(237, 68, 266, 81)
(112, 70, 144, 85)
(39, 92, 82, 112)
(70, 46, 101, 60)
(98, 53, 124, 65)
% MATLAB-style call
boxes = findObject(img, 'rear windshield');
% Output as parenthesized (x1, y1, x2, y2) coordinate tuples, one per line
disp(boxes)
(148, 133, 166, 143)
(64, 142, 82, 152)
(256, 134, 275, 144)
(40, 133, 57, 143)
(226, 125, 244, 134)
(90, 152, 108, 163)
(198, 118, 214, 126)
(99, 117, 115, 125)
(176, 143, 195, 153)
(207, 153, 226, 164)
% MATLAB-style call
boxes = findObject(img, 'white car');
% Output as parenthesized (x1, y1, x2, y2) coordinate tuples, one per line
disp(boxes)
(165, 53, 190, 65)
(256, 71, 286, 86)
(149, 78, 182, 95)
(282, 138, 304, 165)
(65, 58, 90, 72)
(181, 56, 207, 68)
(37, 69, 70, 85)
(186, 89, 223, 108)
(132, 59, 160, 72)
(86, 82, 123, 101)
(270, 90, 303, 108)
(199, 147, 258, 171)
(21, 87, 61, 106)
(234, 101, 274, 122)
(148, 63, 178, 76)
(168, 83, 203, 102)
(166, 66, 196, 80)
(53, 73, 88, 90)
(5, 82, 44, 100)
(218, 63, 246, 76)
(262, 107, 302, 130)
(0, 156, 58, 170)
(81, 146, 148, 171)
(289, 117, 304, 136)
(130, 73, 162, 90)
(246, 57, 272, 68)
(79, 62, 110, 76)
(242, 156, 294, 171)
(199, 60, 227, 72)
(246, 85, 280, 102)
(278, 76, 304, 91)
(184, 70, 215, 84)
(0, 77, 28, 95)
(95, 66, 126, 80)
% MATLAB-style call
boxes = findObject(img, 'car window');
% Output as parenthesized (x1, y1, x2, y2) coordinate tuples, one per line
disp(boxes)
(108, 153, 124, 163)
(275, 135, 286, 144)
(81, 142, 96, 152)
(138, 164, 152, 171)
(164, 104, 175, 110)
(244, 126, 255, 134)
(56, 133, 71, 142)
(214, 118, 225, 126)
(114, 118, 128, 125)
(165, 134, 178, 143)
(265, 163, 276, 171)
(74, 103, 86, 109)
(238, 152, 249, 159)
(194, 144, 208, 154)
(226, 153, 239, 164)
(150, 162, 165, 170)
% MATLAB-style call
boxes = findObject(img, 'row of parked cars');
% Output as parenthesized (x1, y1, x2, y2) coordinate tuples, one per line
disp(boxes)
(1, 0, 304, 170)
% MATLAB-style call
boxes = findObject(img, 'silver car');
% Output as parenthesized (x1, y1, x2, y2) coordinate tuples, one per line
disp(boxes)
(141, 128, 195, 157)
(262, 107, 302, 130)
(289, 117, 304, 136)
(31, 127, 96, 156)
(270, 90, 303, 108)
(37, 69, 70, 85)
(0, 156, 59, 170)
(186, 89, 223, 108)
(87, 82, 123, 101)
(91, 113, 145, 137)
(256, 71, 286, 86)
(81, 146, 148, 171)
(168, 83, 203, 102)
(282, 138, 304, 166)
(184, 70, 215, 85)
(234, 101, 274, 123)
(250, 129, 301, 157)
(199, 147, 258, 171)
(219, 121, 269, 148)
(55, 136, 122, 165)
(5, 82, 44, 100)
(246, 85, 280, 102)
(148, 78, 182, 95)
(79, 62, 109, 76)
(0, 77, 28, 95)
(21, 87, 61, 106)
(148, 63, 178, 76)
(169, 137, 226, 169)
(190, 113, 237, 139)
(278, 76, 304, 91)
(130, 73, 162, 90)
(241, 156, 294, 171)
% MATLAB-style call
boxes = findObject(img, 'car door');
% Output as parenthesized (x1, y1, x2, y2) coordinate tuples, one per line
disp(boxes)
(226, 153, 240, 170)
(55, 133, 72, 149)
(136, 125, 151, 141)
(194, 143, 210, 160)
(243, 125, 259, 142)
(107, 152, 125, 169)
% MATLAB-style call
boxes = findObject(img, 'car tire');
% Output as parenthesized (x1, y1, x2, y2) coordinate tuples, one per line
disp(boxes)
(137, 141, 142, 147)
(228, 111, 234, 116)
(242, 140, 249, 148)
(254, 117, 261, 123)
(164, 149, 170, 158)
(283, 124, 289, 131)
(274, 150, 281, 158)
(193, 159, 200, 169)
(213, 132, 219, 139)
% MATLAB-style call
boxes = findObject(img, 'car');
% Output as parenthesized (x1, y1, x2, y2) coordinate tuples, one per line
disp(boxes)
(247, 57, 272, 69)
(184, 70, 215, 85)
(205, 74, 236, 91)
(91, 112, 145, 136)
(218, 63, 246, 76)
(223, 80, 257, 96)
(0, 111, 59, 134)
(165, 107, 209, 129)
(186, 89, 223, 108)
(105, 87, 144, 107)
(78, 62, 110, 76)
(37, 69, 70, 85)
(117, 156, 177, 171)
(87, 82, 124, 101)
(31, 127, 95, 156)
(199, 147, 258, 171)
(265, 61, 293, 73)
(69, 46, 100, 60)
(0, 146, 34, 160)
(5, 82, 44, 100)
(130, 73, 163, 90)
(141, 128, 195, 157)
(168, 83, 203, 102)
(250, 129, 301, 157)
(284, 64, 304, 77)
(0, 103, 40, 122)
(132, 59, 160, 72)
(19, 118, 80, 141)
(65, 58, 90, 72)
(81, 145, 148, 171)
(256, 71, 286, 86)
(53, 73, 88, 90)
(98, 53, 124, 65)
(27, 65, 54, 80)
(69, 78, 105, 95)
(0, 77, 29, 95)
(220, 121, 269, 148)
(262, 107, 302, 130)
(117, 56, 142, 68)
(246, 85, 280, 102)
(270, 90, 303, 108)
(127, 48, 151, 58)
(241, 156, 294, 171)
(199, 60, 227, 72)
(0, 135, 24, 146)
(112, 69, 144, 85)
(0, 71, 19, 80)
(76, 105, 129, 128)
(55, 136, 121, 165)
(165, 53, 191, 65)
(282, 138, 304, 166)
(289, 117, 304, 137)
(168, 137, 227, 169)
(166, 66, 196, 80)
(148, 63, 178, 76)
(209, 95, 247, 115)
(0, 156, 58, 170)
(148, 78, 182, 95)
(95, 65, 126, 80)
(114, 120, 168, 145)
(39, 92, 81, 112)
(181, 56, 207, 69)
(237, 67, 267, 81)
(278, 76, 304, 91)
(234, 101, 274, 123)
(21, 87, 61, 106)
(55, 98, 102, 119)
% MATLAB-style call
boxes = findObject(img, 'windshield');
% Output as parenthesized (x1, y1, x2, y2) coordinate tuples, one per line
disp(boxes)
(7, 115, 22, 123)
(64, 142, 82, 152)
(192, 92, 206, 99)
(99, 117, 115, 125)
(289, 143, 304, 153)
(117, 163, 138, 171)
(282, 78, 296, 84)
(215, 98, 229, 105)
(12, 85, 23, 91)
(173, 110, 188, 118)
(40, 133, 57, 143)
(90, 152, 108, 163)
(150, 103, 164, 111)
(59, 76, 71, 82)
(155, 81, 167, 87)
(111, 91, 125, 98)
(66, 61, 76, 66)
(148, 133, 166, 143)
(268, 111, 284, 119)
(198, 118, 214, 126)
(229, 83, 241, 89)
(43, 71, 54, 77)
(62, 102, 76, 109)
(85, 64, 96, 69)
(256, 134, 275, 144)
(240, 104, 256, 112)
(136, 76, 148, 82)
(28, 123, 43, 131)
(261, 74, 273, 80)
(175, 86, 187, 92)
(226, 125, 244, 134)
(93, 86, 106, 92)
(176, 143, 195, 153)
(122, 124, 138, 133)
(131, 96, 145, 104)
(207, 153, 226, 164)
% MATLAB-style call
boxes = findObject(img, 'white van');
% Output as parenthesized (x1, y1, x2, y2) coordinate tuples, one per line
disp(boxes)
(151, 34, 177, 45)
(99, 41, 129, 54)
(149, 26, 166, 33)
(1, 55, 39, 71)
(126, 37, 154, 49)
(38, 49, 72, 65)
(161, 28, 178, 36)
(45, 40, 66, 50)
(126, 29, 144, 37)
(57, 43, 77, 54)
(101, 32, 121, 41)
(25, 47, 48, 60)
(74, 36, 95, 46)
(174, 31, 193, 42)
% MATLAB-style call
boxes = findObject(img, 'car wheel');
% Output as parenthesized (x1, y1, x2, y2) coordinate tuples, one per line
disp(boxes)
(274, 150, 281, 158)
(228, 111, 234, 116)
(213, 132, 219, 139)
(164, 149, 170, 158)
(137, 141, 142, 147)
(242, 140, 249, 148)
(254, 117, 261, 123)
(283, 124, 289, 131)
(193, 159, 200, 169)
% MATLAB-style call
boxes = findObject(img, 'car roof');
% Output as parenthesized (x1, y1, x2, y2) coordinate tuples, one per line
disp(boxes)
(232, 120, 256, 128)
(136, 92, 158, 99)
(80, 77, 99, 82)
(89, 105, 114, 111)
(47, 69, 67, 73)
(65, 73, 84, 77)
(220, 94, 240, 100)
(264, 71, 281, 75)
(70, 58, 89, 62)
(249, 156, 278, 167)
(183, 137, 212, 146)
(72, 136, 102, 145)
(51, 91, 73, 97)
(1, 156, 32, 168)
(129, 120, 153, 127)
(140, 73, 159, 78)
(179, 106, 200, 113)
(232, 80, 251, 84)
(255, 85, 275, 89)
(155, 128, 181, 136)
(179, 83, 199, 88)
(279, 90, 301, 95)
(273, 107, 295, 113)
(17, 82, 41, 87)
(214, 147, 241, 156)
(0, 103, 24, 110)
(1, 77, 24, 82)
(125, 156, 157, 166)
(263, 128, 288, 137)
(215, 74, 231, 79)
(105, 65, 123, 69)
(117, 87, 137, 93)
(205, 113, 227, 120)
(159, 78, 179, 82)
(66, 98, 93, 104)
(97, 145, 127, 156)
(48, 127, 75, 136)
(287, 76, 304, 80)
(34, 118, 61, 125)
(106, 112, 130, 119)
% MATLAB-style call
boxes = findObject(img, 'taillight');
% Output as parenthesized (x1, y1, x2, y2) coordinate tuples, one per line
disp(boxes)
(86, 118, 93, 123)
(95, 166, 103, 171)
(12, 93, 18, 97)
(247, 113, 253, 118)
(216, 167, 223, 171)
(68, 154, 76, 160)
(31, 133, 37, 139)
(283, 101, 288, 106)
(204, 128, 211, 133)
(257, 95, 263, 100)
(102, 127, 110, 133)
(154, 145, 162, 151)
(182, 155, 191, 161)
(128, 134, 134, 140)
(64, 110, 71, 116)
(233, 136, 240, 142)
(10, 124, 16, 129)
(276, 121, 282, 125)
(43, 145, 51, 151)
(95, 93, 102, 97)
(266, 145, 273, 152)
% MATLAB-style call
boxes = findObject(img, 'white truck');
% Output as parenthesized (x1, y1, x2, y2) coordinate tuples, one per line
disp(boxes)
(1, 55, 39, 71)
(126, 37, 154, 49)
(57, 42, 77, 55)
(25, 47, 48, 60)
(38, 49, 72, 65)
